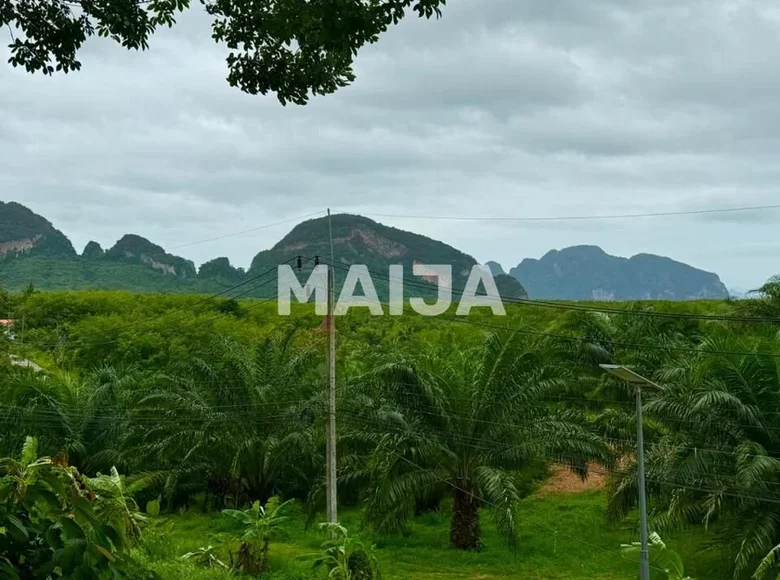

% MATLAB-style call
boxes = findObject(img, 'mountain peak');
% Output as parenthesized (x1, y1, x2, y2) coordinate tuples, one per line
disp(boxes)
(510, 245, 727, 300)
(199, 257, 245, 282)
(544, 245, 610, 259)
(0, 201, 76, 259)
(258, 213, 479, 271)
(269, 213, 423, 260)
(251, 213, 526, 299)
(82, 241, 104, 259)
(485, 261, 506, 276)
(107, 234, 196, 278)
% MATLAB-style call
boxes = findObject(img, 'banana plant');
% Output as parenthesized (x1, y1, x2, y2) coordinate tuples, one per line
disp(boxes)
(311, 522, 382, 580)
(84, 466, 146, 544)
(0, 436, 138, 578)
(221, 495, 294, 574)
(621, 532, 693, 580)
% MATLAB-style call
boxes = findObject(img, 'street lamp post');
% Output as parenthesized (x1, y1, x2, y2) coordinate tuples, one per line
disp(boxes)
(599, 364, 663, 580)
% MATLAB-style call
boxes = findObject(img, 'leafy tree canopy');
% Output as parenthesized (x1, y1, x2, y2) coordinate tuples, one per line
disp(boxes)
(1, 0, 447, 105)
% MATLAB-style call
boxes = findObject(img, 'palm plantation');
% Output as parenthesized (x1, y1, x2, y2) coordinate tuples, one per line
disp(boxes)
(4, 285, 780, 577)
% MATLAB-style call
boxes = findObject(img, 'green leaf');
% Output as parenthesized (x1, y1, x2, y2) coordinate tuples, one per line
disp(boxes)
(59, 516, 86, 540)
(20, 436, 38, 467)
(5, 515, 28, 541)
(0, 558, 20, 580)
(146, 497, 161, 517)
(45, 526, 64, 550)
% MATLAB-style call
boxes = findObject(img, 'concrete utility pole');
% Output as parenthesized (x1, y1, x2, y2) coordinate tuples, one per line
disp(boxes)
(599, 364, 663, 580)
(325, 209, 338, 525)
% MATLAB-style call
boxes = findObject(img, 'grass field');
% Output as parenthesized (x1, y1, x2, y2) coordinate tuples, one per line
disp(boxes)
(133, 489, 732, 579)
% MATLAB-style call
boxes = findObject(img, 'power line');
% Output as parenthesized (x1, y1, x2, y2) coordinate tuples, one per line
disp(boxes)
(437, 314, 780, 360)
(168, 211, 326, 250)
(503, 297, 780, 325)
(349, 203, 780, 223)
(326, 259, 780, 325)
(322, 261, 780, 359)
(13, 259, 299, 351)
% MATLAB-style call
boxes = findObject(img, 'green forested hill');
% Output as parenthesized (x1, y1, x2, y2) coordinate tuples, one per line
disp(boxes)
(509, 245, 729, 300)
(249, 213, 527, 300)
(0, 205, 527, 300)
(1, 201, 739, 301)
(0, 257, 226, 294)
(0, 201, 76, 258)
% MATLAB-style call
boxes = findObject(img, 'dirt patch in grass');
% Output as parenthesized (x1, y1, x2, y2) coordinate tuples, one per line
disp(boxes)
(535, 462, 608, 496)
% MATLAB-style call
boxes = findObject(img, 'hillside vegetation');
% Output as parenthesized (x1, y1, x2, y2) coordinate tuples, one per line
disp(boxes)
(0, 201, 734, 301)
(0, 207, 525, 301)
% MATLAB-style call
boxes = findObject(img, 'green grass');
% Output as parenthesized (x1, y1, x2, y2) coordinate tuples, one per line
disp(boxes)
(133, 490, 732, 579)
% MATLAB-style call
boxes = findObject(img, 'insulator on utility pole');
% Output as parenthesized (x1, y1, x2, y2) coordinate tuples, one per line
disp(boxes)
(296, 255, 302, 270)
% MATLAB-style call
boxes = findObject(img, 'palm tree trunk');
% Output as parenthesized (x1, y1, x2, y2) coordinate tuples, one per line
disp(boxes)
(450, 484, 480, 550)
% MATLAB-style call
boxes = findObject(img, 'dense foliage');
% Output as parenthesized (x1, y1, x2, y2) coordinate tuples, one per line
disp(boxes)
(0, 436, 146, 578)
(2, 283, 780, 577)
(1, 0, 446, 105)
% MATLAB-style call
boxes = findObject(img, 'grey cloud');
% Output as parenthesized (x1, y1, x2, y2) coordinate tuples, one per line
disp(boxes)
(1, 0, 780, 287)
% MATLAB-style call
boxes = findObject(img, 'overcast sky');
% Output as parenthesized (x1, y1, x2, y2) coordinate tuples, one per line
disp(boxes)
(2, 0, 779, 291)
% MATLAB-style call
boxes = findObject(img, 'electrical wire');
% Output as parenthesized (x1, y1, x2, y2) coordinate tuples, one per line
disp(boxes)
(10, 259, 304, 351)
(325, 259, 780, 324)
(340, 410, 780, 504)
(167, 211, 327, 250)
(323, 260, 780, 359)
(347, 203, 780, 222)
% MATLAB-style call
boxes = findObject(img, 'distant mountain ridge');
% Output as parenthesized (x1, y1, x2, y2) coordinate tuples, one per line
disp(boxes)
(507, 245, 728, 301)
(0, 201, 730, 301)
(0, 202, 527, 300)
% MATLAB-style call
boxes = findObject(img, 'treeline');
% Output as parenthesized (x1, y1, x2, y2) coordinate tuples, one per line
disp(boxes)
(3, 284, 780, 578)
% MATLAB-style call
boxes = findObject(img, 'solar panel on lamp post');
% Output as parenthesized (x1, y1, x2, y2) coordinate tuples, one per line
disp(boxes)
(599, 364, 662, 580)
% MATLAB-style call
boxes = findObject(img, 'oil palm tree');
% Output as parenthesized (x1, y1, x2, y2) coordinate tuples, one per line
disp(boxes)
(0, 367, 88, 462)
(736, 275, 780, 318)
(346, 329, 612, 550)
(607, 329, 780, 579)
(0, 364, 143, 474)
(131, 329, 322, 507)
(554, 308, 705, 460)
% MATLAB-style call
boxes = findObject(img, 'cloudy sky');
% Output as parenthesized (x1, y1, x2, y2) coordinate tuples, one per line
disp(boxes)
(2, 0, 780, 291)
